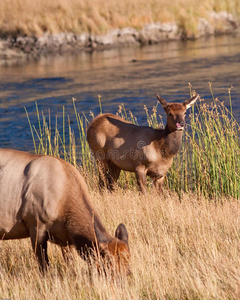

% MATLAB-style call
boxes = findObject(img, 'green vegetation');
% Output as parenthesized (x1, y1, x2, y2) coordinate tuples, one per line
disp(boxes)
(169, 83, 240, 198)
(25, 84, 240, 199)
(0, 0, 239, 37)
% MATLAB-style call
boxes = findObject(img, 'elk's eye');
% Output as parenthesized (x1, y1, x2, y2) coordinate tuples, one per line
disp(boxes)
(169, 112, 173, 117)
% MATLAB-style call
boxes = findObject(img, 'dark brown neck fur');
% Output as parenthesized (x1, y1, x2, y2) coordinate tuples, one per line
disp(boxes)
(154, 126, 183, 157)
(164, 130, 183, 156)
(62, 165, 112, 256)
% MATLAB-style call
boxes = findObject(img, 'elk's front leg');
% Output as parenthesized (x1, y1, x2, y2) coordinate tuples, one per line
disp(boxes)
(153, 176, 165, 194)
(29, 223, 49, 272)
(135, 166, 147, 194)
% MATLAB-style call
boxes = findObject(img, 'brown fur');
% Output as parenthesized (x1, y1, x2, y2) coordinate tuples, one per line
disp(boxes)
(87, 94, 199, 194)
(0, 149, 130, 274)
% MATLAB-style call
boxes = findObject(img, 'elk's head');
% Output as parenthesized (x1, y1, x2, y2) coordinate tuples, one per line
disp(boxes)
(95, 223, 130, 276)
(156, 93, 199, 132)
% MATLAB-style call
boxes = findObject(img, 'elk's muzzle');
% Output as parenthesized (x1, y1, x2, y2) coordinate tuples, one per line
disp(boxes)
(176, 121, 185, 130)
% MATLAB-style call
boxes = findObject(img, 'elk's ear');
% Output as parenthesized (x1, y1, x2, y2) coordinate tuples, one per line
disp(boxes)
(156, 93, 169, 110)
(183, 94, 199, 110)
(94, 221, 108, 254)
(115, 223, 128, 245)
(94, 218, 108, 244)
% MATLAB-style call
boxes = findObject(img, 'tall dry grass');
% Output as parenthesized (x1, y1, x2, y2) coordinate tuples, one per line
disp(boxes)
(1, 190, 240, 299)
(0, 0, 239, 37)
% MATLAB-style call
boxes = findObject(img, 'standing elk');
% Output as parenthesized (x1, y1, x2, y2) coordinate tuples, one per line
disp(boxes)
(0, 149, 130, 274)
(87, 93, 199, 194)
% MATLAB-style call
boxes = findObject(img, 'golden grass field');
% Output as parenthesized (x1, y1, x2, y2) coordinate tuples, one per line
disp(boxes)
(0, 0, 239, 37)
(1, 187, 240, 299)
(1, 87, 237, 298)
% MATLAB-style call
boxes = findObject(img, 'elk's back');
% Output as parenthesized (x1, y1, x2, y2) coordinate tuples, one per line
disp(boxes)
(0, 149, 67, 239)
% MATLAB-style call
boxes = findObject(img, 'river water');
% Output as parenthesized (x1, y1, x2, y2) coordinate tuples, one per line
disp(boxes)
(0, 34, 240, 151)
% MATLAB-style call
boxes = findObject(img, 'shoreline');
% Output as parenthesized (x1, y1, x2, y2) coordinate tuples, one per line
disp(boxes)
(0, 11, 239, 62)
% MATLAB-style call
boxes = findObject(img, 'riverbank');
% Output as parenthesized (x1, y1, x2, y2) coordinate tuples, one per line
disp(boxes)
(0, 11, 239, 61)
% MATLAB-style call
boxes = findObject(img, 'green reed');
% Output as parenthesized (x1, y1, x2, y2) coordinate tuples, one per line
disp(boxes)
(26, 85, 240, 198)
(167, 84, 240, 199)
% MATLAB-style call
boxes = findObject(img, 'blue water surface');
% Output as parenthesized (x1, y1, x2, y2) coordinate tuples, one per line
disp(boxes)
(0, 34, 239, 151)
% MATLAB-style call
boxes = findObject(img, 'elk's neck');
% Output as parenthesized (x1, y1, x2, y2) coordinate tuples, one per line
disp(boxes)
(65, 193, 112, 253)
(69, 210, 113, 258)
(163, 127, 183, 156)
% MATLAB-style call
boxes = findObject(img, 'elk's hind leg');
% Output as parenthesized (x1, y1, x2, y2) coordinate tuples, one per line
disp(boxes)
(96, 158, 121, 191)
(106, 160, 121, 191)
(96, 158, 110, 191)
(29, 223, 49, 272)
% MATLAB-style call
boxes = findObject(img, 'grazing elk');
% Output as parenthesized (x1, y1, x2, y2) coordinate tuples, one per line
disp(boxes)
(87, 93, 199, 194)
(0, 149, 130, 274)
